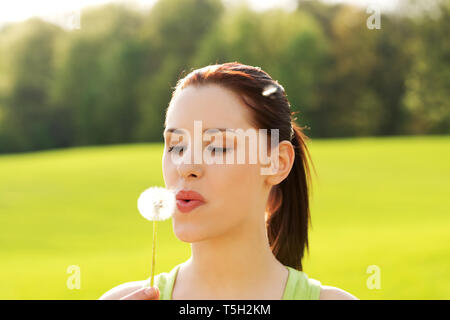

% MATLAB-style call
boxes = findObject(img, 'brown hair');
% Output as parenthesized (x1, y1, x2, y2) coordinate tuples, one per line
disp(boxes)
(168, 62, 316, 271)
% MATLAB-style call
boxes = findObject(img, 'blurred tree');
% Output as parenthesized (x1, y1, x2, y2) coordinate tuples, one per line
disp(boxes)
(133, 0, 224, 142)
(307, 4, 384, 137)
(51, 4, 145, 146)
(402, 0, 450, 134)
(190, 5, 329, 137)
(0, 19, 62, 153)
(367, 14, 415, 136)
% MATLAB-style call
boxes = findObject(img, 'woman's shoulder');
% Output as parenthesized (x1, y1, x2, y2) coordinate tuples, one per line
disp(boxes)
(98, 280, 147, 300)
(319, 285, 358, 300)
(286, 267, 358, 300)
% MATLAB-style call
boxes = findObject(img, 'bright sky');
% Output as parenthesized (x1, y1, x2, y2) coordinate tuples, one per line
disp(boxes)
(0, 0, 400, 28)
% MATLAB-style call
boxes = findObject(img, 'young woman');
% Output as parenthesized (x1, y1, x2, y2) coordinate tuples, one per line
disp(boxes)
(100, 62, 357, 300)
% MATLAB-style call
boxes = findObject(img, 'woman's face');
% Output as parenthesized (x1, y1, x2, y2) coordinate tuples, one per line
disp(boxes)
(163, 84, 271, 243)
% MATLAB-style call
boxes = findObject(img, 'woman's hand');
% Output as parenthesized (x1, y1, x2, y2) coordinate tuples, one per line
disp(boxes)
(120, 286, 160, 300)
(99, 281, 160, 300)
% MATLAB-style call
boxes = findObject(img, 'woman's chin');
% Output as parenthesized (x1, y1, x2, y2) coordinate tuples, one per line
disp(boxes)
(174, 233, 204, 243)
(173, 224, 205, 243)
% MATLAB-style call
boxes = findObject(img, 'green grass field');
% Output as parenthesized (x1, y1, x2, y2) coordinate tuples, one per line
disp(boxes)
(0, 135, 449, 299)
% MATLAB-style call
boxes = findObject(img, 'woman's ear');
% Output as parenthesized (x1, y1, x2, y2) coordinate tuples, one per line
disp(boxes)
(264, 140, 295, 186)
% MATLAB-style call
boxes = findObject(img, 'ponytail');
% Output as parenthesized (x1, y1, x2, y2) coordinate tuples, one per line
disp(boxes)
(266, 121, 316, 271)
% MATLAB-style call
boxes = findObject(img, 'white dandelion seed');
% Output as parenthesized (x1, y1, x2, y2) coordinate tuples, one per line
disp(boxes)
(137, 186, 176, 289)
(262, 84, 278, 97)
(137, 186, 176, 221)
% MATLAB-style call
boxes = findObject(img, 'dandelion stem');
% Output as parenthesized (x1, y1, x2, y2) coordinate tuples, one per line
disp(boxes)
(150, 220, 157, 287)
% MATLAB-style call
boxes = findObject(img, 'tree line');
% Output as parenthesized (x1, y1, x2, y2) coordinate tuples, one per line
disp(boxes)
(0, 0, 448, 154)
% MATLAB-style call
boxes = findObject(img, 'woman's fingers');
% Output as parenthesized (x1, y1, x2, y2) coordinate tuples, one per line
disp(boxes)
(120, 286, 160, 300)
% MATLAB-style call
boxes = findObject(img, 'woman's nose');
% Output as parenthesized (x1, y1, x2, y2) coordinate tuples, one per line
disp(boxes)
(177, 163, 203, 179)
(176, 147, 203, 179)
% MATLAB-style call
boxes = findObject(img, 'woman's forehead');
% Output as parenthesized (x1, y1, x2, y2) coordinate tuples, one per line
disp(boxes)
(166, 85, 253, 130)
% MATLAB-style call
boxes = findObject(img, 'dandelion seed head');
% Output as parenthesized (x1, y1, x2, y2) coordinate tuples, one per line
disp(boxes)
(137, 186, 176, 221)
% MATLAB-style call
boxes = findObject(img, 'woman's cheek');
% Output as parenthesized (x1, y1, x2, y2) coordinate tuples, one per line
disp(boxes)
(162, 153, 176, 184)
(217, 166, 250, 204)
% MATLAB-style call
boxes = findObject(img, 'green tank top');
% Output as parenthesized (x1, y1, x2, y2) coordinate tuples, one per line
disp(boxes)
(145, 263, 322, 300)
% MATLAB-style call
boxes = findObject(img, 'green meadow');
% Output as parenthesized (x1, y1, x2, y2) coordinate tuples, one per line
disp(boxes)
(0, 135, 449, 299)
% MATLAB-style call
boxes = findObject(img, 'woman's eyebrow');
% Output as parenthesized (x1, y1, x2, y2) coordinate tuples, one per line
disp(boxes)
(204, 128, 235, 134)
(164, 128, 236, 134)
(164, 128, 185, 135)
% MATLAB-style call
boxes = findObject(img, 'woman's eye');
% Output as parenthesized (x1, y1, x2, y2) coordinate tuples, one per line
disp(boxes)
(168, 146, 185, 153)
(167, 145, 230, 153)
(207, 146, 229, 153)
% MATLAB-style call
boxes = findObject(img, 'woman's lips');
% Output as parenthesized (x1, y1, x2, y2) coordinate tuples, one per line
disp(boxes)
(176, 199, 205, 213)
(175, 190, 205, 213)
